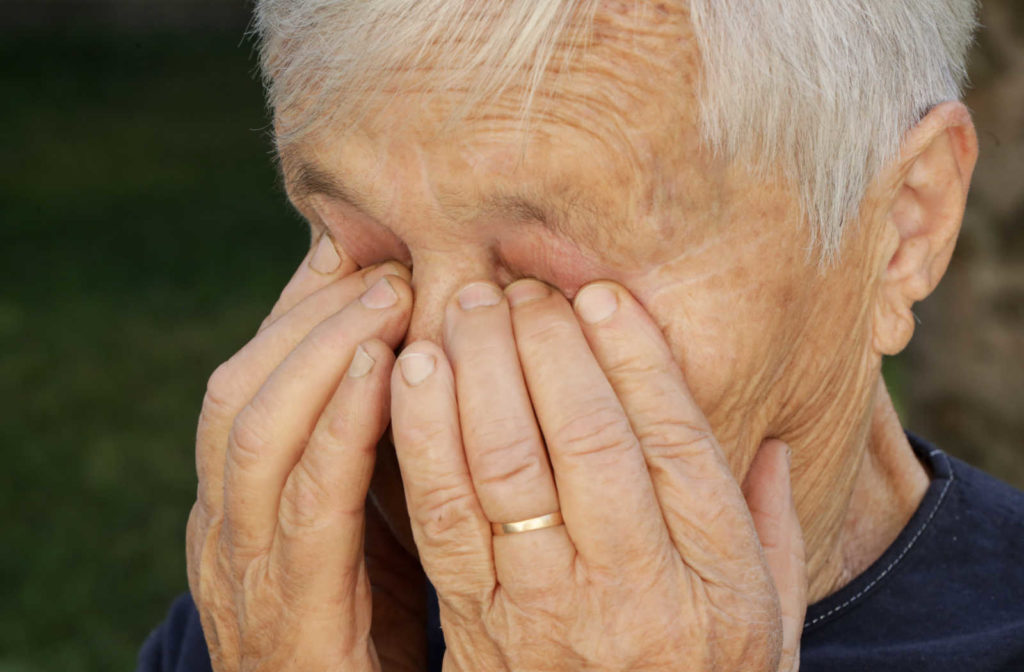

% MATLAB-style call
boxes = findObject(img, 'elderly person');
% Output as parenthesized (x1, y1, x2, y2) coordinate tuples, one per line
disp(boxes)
(139, 1, 1024, 671)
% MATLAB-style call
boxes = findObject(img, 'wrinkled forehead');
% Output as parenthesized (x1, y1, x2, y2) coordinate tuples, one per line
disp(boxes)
(268, 2, 765, 270)
(269, 1, 699, 149)
(273, 3, 730, 264)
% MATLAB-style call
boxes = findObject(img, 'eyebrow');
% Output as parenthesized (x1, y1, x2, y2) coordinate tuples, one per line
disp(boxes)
(283, 158, 596, 239)
(286, 160, 382, 215)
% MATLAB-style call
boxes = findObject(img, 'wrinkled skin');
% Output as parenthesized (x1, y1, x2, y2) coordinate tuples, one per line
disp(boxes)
(185, 250, 426, 671)
(389, 278, 804, 671)
(184, 245, 805, 672)
(185, 2, 978, 670)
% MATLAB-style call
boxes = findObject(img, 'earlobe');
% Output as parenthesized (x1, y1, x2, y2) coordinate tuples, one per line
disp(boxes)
(873, 291, 917, 356)
(871, 101, 979, 356)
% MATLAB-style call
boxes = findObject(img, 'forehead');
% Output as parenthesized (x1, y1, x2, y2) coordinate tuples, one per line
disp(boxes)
(280, 3, 724, 266)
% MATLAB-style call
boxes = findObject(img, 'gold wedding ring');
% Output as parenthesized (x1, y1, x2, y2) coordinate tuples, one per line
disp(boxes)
(491, 511, 564, 536)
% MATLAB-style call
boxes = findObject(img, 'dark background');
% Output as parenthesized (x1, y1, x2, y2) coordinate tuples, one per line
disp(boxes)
(1, 1, 1021, 670)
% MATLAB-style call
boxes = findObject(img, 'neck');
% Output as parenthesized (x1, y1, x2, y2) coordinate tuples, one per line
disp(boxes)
(802, 377, 930, 602)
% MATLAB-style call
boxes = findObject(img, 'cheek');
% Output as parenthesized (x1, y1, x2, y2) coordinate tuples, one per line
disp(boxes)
(657, 304, 742, 408)
(630, 272, 794, 431)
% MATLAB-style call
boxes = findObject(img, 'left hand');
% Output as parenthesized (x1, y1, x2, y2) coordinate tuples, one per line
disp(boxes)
(390, 279, 807, 671)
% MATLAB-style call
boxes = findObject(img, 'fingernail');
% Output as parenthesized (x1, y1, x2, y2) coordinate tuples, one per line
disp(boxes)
(505, 280, 550, 307)
(364, 261, 409, 285)
(574, 284, 618, 324)
(360, 277, 398, 309)
(309, 232, 342, 275)
(348, 345, 375, 378)
(458, 282, 502, 311)
(399, 352, 435, 386)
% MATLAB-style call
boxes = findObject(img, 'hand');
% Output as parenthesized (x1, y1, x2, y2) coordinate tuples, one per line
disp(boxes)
(390, 279, 807, 671)
(185, 234, 423, 672)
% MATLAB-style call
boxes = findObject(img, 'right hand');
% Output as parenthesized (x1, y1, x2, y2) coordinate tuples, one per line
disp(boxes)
(185, 233, 417, 672)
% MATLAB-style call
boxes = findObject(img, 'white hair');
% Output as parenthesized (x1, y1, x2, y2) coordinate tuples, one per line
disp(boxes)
(252, 0, 977, 262)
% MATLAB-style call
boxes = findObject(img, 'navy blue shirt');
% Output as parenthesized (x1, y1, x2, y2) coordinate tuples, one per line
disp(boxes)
(138, 434, 1024, 671)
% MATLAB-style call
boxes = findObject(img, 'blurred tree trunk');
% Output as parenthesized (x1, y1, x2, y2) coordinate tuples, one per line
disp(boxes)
(905, 0, 1024, 488)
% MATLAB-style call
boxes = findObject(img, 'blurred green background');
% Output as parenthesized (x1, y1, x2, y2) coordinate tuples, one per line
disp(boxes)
(1, 2, 1021, 670)
(1, 22, 306, 672)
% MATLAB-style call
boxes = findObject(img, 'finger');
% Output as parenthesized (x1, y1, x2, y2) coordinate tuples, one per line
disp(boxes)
(743, 439, 806, 672)
(444, 283, 572, 590)
(222, 276, 412, 566)
(505, 280, 667, 569)
(572, 281, 762, 566)
(259, 231, 358, 333)
(270, 339, 393, 611)
(390, 340, 495, 610)
(195, 262, 408, 521)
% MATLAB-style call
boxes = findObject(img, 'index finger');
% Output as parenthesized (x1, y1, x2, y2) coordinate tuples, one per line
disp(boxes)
(571, 282, 764, 569)
(259, 231, 359, 333)
(195, 261, 409, 522)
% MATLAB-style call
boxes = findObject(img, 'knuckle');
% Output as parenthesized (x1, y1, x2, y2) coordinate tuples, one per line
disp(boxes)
(220, 525, 267, 583)
(468, 416, 534, 454)
(185, 505, 206, 595)
(413, 481, 478, 541)
(321, 414, 352, 448)
(228, 401, 276, 470)
(195, 474, 220, 517)
(277, 462, 339, 536)
(606, 354, 662, 382)
(186, 502, 206, 562)
(204, 360, 243, 419)
(552, 406, 637, 462)
(195, 600, 237, 668)
(636, 417, 715, 460)
(467, 421, 545, 480)
(473, 445, 547, 489)
(187, 506, 226, 602)
(321, 404, 377, 450)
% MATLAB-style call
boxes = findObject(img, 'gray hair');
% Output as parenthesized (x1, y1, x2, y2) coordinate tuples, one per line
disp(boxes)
(253, 0, 978, 262)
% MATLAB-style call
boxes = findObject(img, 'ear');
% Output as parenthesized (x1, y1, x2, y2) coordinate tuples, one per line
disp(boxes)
(872, 101, 979, 356)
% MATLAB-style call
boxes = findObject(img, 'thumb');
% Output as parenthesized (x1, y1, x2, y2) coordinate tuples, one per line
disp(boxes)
(743, 439, 807, 672)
